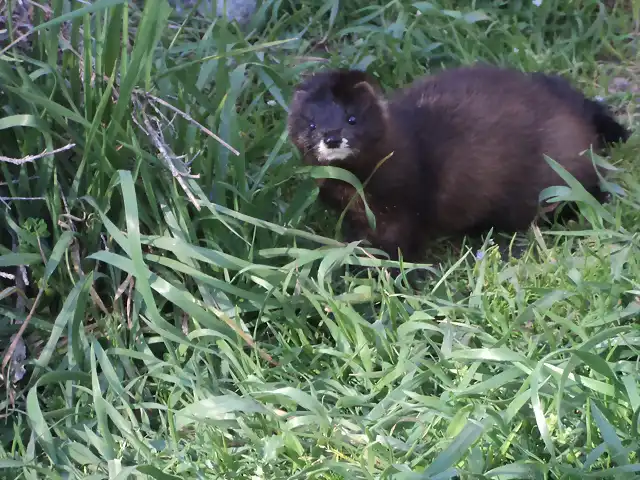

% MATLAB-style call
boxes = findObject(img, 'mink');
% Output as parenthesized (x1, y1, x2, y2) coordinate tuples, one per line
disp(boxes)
(286, 64, 630, 261)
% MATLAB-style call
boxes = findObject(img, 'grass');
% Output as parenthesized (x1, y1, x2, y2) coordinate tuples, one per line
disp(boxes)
(0, 0, 639, 478)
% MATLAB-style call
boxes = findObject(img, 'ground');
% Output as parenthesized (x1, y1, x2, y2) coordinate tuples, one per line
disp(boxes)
(0, 0, 639, 479)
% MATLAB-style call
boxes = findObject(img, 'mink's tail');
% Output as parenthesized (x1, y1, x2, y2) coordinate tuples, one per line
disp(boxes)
(530, 71, 631, 147)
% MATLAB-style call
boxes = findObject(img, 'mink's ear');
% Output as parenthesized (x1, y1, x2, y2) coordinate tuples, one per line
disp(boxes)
(298, 70, 314, 82)
(353, 79, 384, 109)
(354, 80, 381, 98)
(290, 88, 308, 105)
(290, 70, 316, 98)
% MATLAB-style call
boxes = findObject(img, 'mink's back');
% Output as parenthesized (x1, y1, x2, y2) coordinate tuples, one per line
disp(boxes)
(383, 65, 613, 235)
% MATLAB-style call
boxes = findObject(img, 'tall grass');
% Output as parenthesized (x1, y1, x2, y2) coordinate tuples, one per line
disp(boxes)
(0, 0, 639, 478)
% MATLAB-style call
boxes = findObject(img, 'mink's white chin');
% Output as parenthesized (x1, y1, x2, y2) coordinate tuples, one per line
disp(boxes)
(316, 138, 353, 162)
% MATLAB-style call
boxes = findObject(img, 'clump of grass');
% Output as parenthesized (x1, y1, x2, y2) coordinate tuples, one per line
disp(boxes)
(0, 0, 638, 478)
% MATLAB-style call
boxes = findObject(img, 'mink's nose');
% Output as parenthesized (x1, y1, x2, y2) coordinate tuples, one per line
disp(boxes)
(324, 135, 341, 149)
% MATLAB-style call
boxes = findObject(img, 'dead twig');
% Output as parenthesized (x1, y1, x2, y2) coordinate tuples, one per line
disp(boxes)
(0, 175, 40, 186)
(133, 96, 203, 210)
(57, 179, 110, 316)
(0, 143, 75, 165)
(136, 90, 240, 156)
(1, 288, 44, 378)
(0, 196, 45, 202)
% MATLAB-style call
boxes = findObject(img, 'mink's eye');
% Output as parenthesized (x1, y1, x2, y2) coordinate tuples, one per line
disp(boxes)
(347, 116, 357, 125)
(309, 122, 316, 130)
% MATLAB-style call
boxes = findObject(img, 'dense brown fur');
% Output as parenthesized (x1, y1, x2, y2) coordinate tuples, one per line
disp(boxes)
(287, 65, 630, 261)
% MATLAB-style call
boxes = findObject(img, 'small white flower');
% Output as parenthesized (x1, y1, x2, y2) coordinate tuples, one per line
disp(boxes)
(267, 100, 276, 106)
(532, 0, 542, 6)
(513, 47, 519, 53)
(594, 95, 604, 102)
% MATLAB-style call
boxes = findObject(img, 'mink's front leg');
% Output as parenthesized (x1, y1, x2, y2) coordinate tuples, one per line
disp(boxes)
(317, 179, 373, 241)
(367, 212, 425, 262)
(317, 180, 425, 261)
(320, 179, 423, 261)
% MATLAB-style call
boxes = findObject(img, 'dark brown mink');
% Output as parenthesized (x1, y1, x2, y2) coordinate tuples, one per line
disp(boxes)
(286, 65, 630, 262)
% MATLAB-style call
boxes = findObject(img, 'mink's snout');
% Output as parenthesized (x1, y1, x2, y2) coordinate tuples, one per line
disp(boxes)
(323, 134, 342, 148)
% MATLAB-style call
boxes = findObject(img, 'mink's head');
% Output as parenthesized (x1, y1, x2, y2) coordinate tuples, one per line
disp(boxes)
(287, 69, 388, 163)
